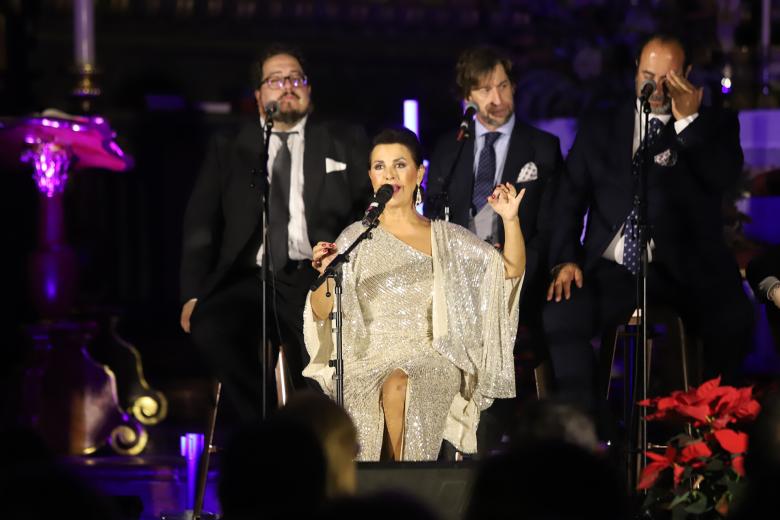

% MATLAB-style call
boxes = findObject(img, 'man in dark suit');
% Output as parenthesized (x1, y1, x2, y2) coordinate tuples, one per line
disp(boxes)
(544, 34, 753, 418)
(424, 46, 565, 453)
(747, 245, 780, 349)
(179, 44, 371, 419)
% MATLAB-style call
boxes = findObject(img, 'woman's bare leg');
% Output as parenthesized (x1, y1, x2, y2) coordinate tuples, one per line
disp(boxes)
(381, 369, 408, 460)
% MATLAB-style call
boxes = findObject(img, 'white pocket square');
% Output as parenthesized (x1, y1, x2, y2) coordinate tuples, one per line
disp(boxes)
(325, 157, 347, 173)
(653, 149, 677, 167)
(516, 161, 538, 182)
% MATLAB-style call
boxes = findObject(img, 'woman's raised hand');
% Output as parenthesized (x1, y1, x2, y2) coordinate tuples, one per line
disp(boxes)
(311, 241, 338, 274)
(487, 182, 525, 221)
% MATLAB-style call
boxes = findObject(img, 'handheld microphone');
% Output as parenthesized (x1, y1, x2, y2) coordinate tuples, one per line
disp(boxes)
(638, 79, 656, 103)
(264, 101, 280, 120)
(361, 184, 395, 227)
(456, 101, 479, 141)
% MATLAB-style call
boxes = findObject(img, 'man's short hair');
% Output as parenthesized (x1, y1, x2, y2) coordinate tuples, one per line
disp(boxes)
(635, 33, 691, 70)
(250, 42, 308, 90)
(455, 46, 514, 99)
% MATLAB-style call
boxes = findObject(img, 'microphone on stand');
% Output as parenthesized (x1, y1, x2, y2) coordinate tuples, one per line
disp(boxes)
(638, 79, 656, 104)
(264, 101, 280, 120)
(361, 184, 395, 227)
(456, 101, 479, 141)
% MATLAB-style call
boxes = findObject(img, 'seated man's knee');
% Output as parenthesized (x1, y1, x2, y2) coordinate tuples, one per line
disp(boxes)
(543, 300, 592, 343)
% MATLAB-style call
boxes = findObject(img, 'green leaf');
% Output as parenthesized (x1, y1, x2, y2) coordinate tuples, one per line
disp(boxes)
(726, 476, 744, 497)
(671, 432, 693, 444)
(684, 494, 709, 514)
(669, 491, 691, 509)
(641, 491, 656, 511)
(706, 459, 724, 472)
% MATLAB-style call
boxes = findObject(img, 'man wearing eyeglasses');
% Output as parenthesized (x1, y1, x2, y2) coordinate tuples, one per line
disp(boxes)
(424, 45, 565, 456)
(179, 43, 371, 419)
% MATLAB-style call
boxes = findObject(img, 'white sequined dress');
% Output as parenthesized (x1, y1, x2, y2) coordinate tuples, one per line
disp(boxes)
(303, 220, 522, 461)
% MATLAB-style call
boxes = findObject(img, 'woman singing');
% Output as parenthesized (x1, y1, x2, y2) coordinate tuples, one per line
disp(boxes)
(303, 127, 525, 460)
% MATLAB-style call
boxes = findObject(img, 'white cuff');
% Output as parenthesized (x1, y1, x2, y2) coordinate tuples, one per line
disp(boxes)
(674, 112, 699, 134)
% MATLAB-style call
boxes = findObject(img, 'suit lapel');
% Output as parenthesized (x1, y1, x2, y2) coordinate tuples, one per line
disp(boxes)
(617, 101, 635, 184)
(500, 122, 534, 185)
(303, 118, 326, 232)
(448, 128, 475, 221)
(235, 123, 265, 227)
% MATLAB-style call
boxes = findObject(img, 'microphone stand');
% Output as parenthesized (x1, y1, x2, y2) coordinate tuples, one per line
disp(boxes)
(429, 127, 470, 222)
(259, 116, 274, 420)
(627, 98, 652, 493)
(309, 222, 378, 406)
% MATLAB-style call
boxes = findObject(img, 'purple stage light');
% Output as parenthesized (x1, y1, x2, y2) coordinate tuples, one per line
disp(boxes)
(403, 99, 419, 136)
(180, 433, 205, 511)
(721, 77, 732, 94)
(45, 277, 57, 301)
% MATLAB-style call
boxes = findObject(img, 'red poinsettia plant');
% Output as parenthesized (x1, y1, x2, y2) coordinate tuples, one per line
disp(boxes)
(637, 376, 761, 518)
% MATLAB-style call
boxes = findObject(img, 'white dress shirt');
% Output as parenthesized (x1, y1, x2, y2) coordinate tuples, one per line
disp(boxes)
(256, 116, 313, 265)
(601, 101, 698, 265)
(470, 114, 516, 242)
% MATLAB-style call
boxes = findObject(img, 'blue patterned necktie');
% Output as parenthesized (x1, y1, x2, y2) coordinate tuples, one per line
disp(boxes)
(472, 131, 502, 212)
(622, 117, 665, 275)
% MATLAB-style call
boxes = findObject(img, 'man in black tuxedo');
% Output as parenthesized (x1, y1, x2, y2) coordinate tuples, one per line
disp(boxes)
(747, 245, 780, 349)
(179, 44, 371, 419)
(424, 46, 565, 453)
(544, 34, 753, 417)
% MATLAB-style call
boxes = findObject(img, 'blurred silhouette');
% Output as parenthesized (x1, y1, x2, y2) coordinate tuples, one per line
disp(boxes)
(0, 427, 122, 520)
(275, 390, 359, 497)
(465, 440, 627, 520)
(318, 491, 440, 520)
(218, 416, 327, 520)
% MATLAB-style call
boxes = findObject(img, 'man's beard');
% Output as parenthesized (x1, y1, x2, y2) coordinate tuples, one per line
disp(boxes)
(647, 93, 672, 115)
(480, 108, 512, 128)
(275, 107, 309, 125)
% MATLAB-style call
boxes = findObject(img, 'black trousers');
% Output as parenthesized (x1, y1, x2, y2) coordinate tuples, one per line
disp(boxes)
(189, 260, 317, 421)
(542, 259, 753, 419)
(476, 274, 548, 455)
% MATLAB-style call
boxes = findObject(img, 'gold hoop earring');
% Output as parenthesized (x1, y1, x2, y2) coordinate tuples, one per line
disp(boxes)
(415, 185, 422, 206)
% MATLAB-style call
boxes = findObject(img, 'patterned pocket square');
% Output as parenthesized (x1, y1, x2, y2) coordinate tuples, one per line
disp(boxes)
(325, 157, 347, 173)
(653, 149, 677, 167)
(516, 161, 538, 182)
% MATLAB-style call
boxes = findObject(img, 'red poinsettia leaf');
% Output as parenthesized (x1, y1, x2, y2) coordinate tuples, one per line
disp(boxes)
(673, 463, 685, 486)
(715, 493, 731, 517)
(645, 410, 670, 422)
(637, 398, 653, 407)
(676, 389, 702, 406)
(717, 387, 756, 418)
(675, 404, 711, 423)
(696, 376, 720, 395)
(714, 429, 748, 454)
(680, 441, 713, 463)
(646, 451, 667, 462)
(711, 415, 735, 430)
(714, 389, 740, 414)
(637, 461, 668, 490)
(733, 400, 761, 421)
(732, 455, 746, 477)
(656, 396, 681, 410)
(696, 376, 722, 398)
